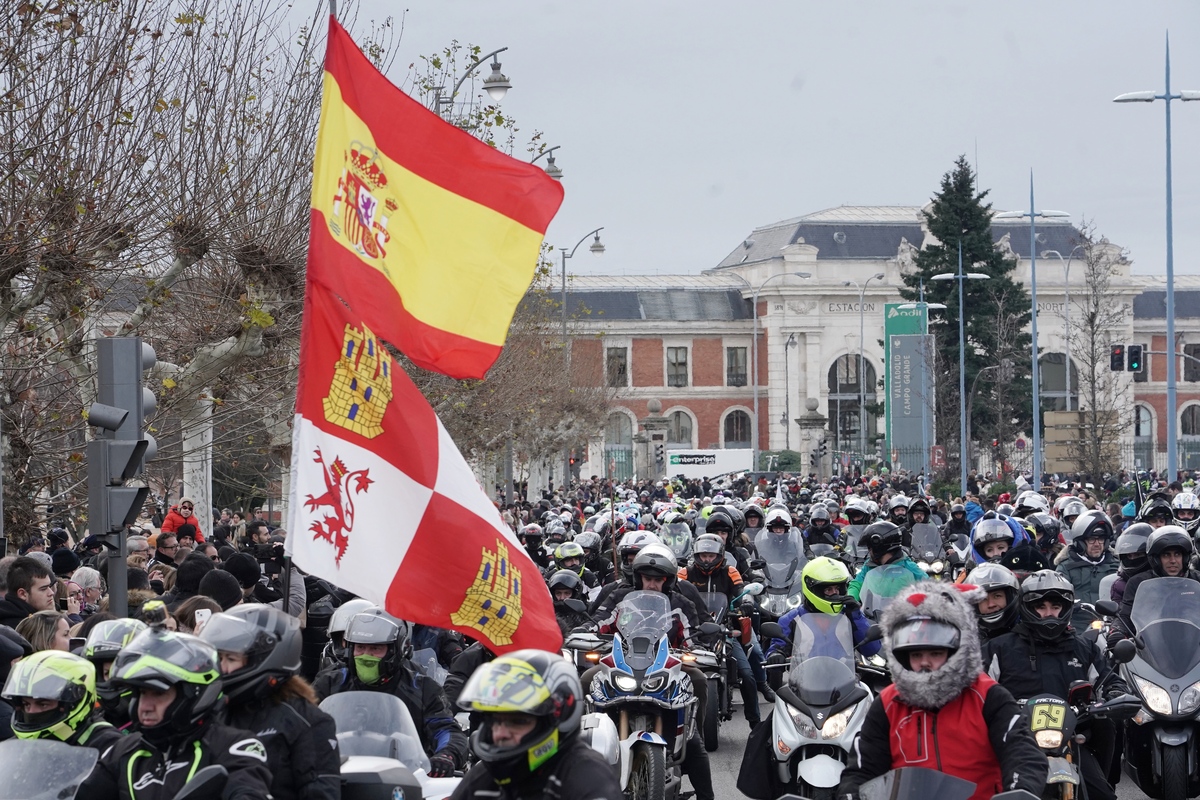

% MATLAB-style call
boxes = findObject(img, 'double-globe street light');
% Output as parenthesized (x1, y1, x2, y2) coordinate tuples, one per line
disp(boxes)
(531, 146, 563, 181)
(995, 180, 1070, 488)
(752, 272, 810, 472)
(841, 274, 886, 462)
(1114, 32, 1199, 482)
(932, 242, 989, 494)
(558, 229, 606, 483)
(433, 47, 513, 119)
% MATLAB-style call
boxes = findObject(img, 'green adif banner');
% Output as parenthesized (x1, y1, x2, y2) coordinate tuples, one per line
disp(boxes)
(884, 303, 926, 456)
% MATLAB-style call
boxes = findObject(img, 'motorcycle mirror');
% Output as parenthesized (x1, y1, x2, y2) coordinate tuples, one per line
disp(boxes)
(1112, 638, 1137, 664)
(173, 766, 229, 800)
(749, 559, 767, 571)
(698, 621, 723, 637)
(862, 624, 884, 645)
(1093, 599, 1119, 617)
(760, 621, 787, 641)
(739, 582, 765, 598)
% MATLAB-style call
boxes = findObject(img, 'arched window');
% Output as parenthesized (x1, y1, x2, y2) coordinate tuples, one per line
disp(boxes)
(603, 412, 634, 480)
(666, 410, 693, 449)
(1039, 353, 1078, 412)
(1182, 405, 1200, 437)
(827, 355, 877, 451)
(604, 413, 632, 446)
(1134, 405, 1153, 439)
(724, 410, 752, 449)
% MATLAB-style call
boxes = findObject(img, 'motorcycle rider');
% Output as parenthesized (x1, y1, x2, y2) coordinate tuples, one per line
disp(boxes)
(200, 605, 341, 800)
(906, 497, 933, 528)
(846, 522, 926, 602)
(885, 495, 909, 528)
(1023, 512, 1064, 562)
(572, 531, 614, 586)
(82, 618, 149, 728)
(964, 563, 1021, 642)
(1113, 525, 1200, 642)
(590, 531, 668, 612)
(678, 534, 773, 727)
(88, 627, 274, 800)
(969, 515, 1018, 565)
(1173, 491, 1200, 535)
(836, 583, 1046, 800)
(547, 569, 592, 635)
(1, 650, 123, 751)
(1110, 523, 1152, 604)
(803, 506, 839, 551)
(550, 541, 599, 589)
(983, 570, 1127, 800)
(764, 556, 881, 660)
(312, 608, 468, 777)
(1139, 494, 1175, 529)
(701, 511, 752, 575)
(452, 650, 622, 800)
(744, 504, 766, 536)
(1056, 510, 1119, 626)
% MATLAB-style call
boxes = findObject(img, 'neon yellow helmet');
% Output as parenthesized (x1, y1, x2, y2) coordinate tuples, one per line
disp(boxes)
(110, 629, 223, 745)
(2, 651, 97, 741)
(801, 556, 852, 615)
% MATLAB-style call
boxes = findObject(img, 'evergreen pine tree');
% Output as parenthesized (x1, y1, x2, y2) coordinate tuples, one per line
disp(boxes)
(899, 156, 1033, 478)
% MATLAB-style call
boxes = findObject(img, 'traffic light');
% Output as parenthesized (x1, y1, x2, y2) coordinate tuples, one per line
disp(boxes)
(818, 439, 829, 458)
(87, 337, 157, 535)
(1128, 344, 1143, 373)
(991, 438, 1000, 454)
(810, 451, 818, 467)
(653, 442, 665, 465)
(1110, 345, 1125, 372)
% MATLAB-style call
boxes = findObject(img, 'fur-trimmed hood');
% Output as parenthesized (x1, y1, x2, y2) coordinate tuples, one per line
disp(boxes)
(881, 582, 986, 710)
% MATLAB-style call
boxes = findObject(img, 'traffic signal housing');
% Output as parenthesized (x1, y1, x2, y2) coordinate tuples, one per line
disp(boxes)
(1127, 345, 1143, 373)
(1110, 345, 1125, 372)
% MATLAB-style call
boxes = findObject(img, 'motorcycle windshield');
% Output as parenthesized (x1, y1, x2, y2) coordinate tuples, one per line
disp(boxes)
(842, 525, 869, 558)
(809, 543, 836, 558)
(909, 524, 942, 561)
(763, 561, 799, 590)
(789, 612, 854, 669)
(1129, 577, 1200, 680)
(860, 564, 921, 618)
(755, 529, 803, 565)
(0, 739, 97, 800)
(320, 691, 431, 771)
(788, 655, 859, 707)
(659, 523, 693, 561)
(859, 767, 976, 800)
(698, 592, 729, 622)
(615, 591, 673, 672)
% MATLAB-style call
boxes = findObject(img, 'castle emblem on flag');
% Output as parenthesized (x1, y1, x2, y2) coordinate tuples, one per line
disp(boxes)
(323, 323, 394, 439)
(330, 144, 398, 260)
(304, 448, 373, 565)
(451, 540, 524, 646)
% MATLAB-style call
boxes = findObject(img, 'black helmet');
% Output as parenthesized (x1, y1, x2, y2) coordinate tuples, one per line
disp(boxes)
(744, 505, 765, 528)
(547, 569, 585, 603)
(343, 608, 412, 685)
(862, 521, 904, 562)
(1146, 525, 1193, 577)
(950, 503, 966, 519)
(1024, 513, 1061, 550)
(1018, 570, 1075, 642)
(721, 506, 746, 538)
(617, 531, 658, 580)
(965, 563, 1020, 635)
(1116, 523, 1153, 574)
(704, 511, 734, 537)
(889, 617, 962, 669)
(109, 629, 224, 745)
(690, 534, 726, 576)
(908, 498, 931, 521)
(457, 650, 582, 783)
(198, 605, 301, 702)
(631, 546, 677, 591)
(1140, 496, 1175, 526)
(1067, 510, 1114, 551)
(808, 506, 831, 527)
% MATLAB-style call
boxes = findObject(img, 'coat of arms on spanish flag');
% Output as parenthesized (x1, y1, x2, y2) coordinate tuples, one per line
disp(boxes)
(287, 286, 562, 652)
(306, 16, 564, 380)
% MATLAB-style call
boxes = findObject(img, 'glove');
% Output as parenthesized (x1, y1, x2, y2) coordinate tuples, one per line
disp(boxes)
(428, 753, 456, 778)
(766, 651, 788, 666)
(842, 598, 861, 615)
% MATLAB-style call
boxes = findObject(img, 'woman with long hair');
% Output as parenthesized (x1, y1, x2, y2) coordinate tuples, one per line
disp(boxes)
(15, 610, 70, 652)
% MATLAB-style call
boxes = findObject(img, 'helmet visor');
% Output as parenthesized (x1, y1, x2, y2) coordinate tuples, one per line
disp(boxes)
(3, 665, 77, 701)
(457, 657, 555, 716)
(111, 630, 219, 688)
(344, 612, 402, 645)
(199, 613, 272, 656)
(890, 617, 961, 653)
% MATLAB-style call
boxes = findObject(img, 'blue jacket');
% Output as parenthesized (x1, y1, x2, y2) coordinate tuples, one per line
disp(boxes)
(766, 605, 881, 658)
(965, 501, 985, 523)
(969, 515, 1033, 566)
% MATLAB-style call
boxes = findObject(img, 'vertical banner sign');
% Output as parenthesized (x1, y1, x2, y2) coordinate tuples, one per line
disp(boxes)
(887, 334, 932, 467)
(884, 304, 926, 457)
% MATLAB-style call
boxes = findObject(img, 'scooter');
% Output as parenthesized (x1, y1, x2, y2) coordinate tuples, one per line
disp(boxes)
(909, 523, 948, 580)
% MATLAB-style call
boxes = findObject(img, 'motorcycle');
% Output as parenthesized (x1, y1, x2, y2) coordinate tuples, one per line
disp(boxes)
(320, 691, 460, 800)
(1121, 577, 1200, 800)
(758, 613, 880, 800)
(586, 590, 700, 800)
(659, 521, 695, 566)
(689, 582, 764, 752)
(858, 563, 922, 620)
(909, 523, 948, 580)
(754, 528, 806, 619)
(838, 524, 870, 566)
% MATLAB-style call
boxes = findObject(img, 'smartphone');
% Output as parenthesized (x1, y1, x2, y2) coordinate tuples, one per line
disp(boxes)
(69, 637, 86, 652)
(193, 608, 213, 633)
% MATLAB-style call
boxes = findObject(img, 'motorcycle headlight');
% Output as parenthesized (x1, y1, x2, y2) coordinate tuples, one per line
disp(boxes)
(1035, 729, 1064, 749)
(642, 673, 667, 693)
(785, 702, 820, 739)
(786, 594, 803, 609)
(1133, 674, 1173, 716)
(930, 560, 945, 574)
(1179, 680, 1200, 715)
(917, 561, 930, 571)
(821, 707, 854, 739)
(613, 673, 638, 693)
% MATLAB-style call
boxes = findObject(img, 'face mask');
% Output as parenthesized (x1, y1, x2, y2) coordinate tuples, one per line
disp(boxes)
(354, 655, 383, 684)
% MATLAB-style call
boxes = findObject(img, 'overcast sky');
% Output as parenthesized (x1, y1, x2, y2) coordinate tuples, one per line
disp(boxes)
(345, 1, 1200, 276)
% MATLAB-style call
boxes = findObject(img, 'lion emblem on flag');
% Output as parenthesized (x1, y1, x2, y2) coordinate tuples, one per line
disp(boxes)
(304, 447, 372, 565)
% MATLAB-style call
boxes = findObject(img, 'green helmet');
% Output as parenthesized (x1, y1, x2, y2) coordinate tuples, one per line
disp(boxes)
(553, 541, 585, 566)
(2, 651, 97, 742)
(110, 629, 223, 745)
(801, 556, 852, 615)
(84, 618, 148, 666)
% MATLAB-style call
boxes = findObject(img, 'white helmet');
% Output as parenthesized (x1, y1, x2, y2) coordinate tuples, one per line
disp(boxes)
(1172, 491, 1200, 533)
(764, 507, 792, 529)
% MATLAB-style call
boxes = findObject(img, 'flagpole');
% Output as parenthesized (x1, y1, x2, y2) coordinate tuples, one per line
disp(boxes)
(328, 0, 337, 18)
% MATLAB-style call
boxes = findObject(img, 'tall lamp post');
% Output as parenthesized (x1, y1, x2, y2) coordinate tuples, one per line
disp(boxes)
(559, 229, 605, 484)
(1040, 245, 1085, 411)
(1114, 32, 1199, 481)
(433, 47, 512, 118)
(996, 179, 1070, 488)
(932, 242, 990, 495)
(751, 272, 811, 472)
(531, 146, 563, 180)
(897, 296, 948, 478)
(841, 274, 886, 461)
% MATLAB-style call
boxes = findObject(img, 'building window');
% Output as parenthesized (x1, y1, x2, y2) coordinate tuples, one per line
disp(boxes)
(1183, 406, 1200, 437)
(667, 347, 689, 388)
(1133, 343, 1148, 383)
(606, 347, 628, 388)
(724, 410, 752, 448)
(1186, 344, 1200, 382)
(1134, 405, 1153, 438)
(726, 347, 748, 387)
(1039, 353, 1078, 412)
(666, 410, 693, 448)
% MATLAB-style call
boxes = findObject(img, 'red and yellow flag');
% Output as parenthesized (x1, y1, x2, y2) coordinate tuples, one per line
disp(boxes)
(307, 17, 565, 379)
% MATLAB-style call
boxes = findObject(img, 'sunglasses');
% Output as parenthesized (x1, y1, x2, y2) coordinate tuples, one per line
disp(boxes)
(181, 506, 194, 510)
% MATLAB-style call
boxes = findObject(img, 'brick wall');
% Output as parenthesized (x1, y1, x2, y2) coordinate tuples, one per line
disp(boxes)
(571, 338, 603, 386)
(611, 396, 760, 451)
(632, 338, 663, 387)
(692, 338, 724, 387)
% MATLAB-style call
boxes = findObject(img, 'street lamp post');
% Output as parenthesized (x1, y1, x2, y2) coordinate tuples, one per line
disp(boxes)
(751, 272, 811, 472)
(1041, 245, 1085, 411)
(842, 274, 885, 463)
(433, 47, 512, 119)
(531, 146, 563, 180)
(1114, 32, 1199, 481)
(933, 242, 990, 495)
(559, 229, 606, 485)
(897, 292, 948, 479)
(995, 178, 1070, 489)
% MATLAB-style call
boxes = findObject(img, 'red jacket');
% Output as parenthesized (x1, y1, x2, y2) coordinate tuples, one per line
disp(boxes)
(159, 507, 205, 543)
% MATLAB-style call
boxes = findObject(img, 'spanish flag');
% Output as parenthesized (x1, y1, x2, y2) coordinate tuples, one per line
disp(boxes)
(307, 17, 565, 380)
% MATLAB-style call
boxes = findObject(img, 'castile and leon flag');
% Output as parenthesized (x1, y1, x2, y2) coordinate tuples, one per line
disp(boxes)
(285, 16, 564, 652)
